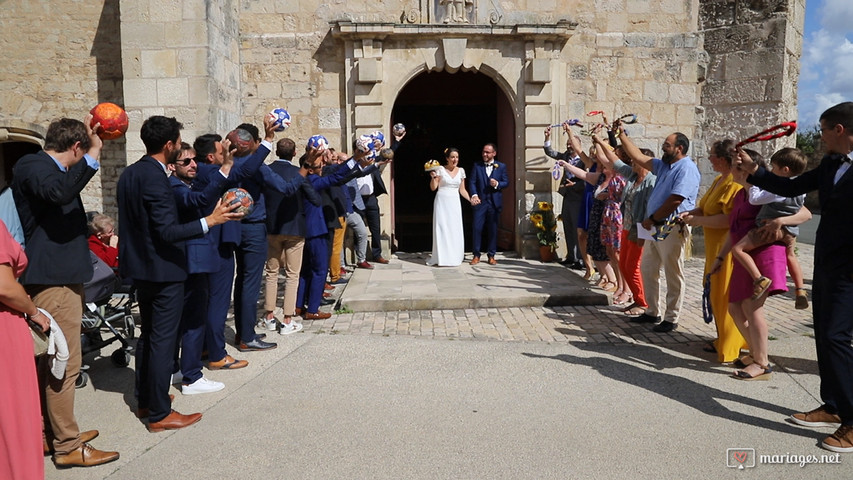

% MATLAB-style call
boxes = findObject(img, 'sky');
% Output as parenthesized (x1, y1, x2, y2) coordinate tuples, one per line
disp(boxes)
(797, 0, 853, 128)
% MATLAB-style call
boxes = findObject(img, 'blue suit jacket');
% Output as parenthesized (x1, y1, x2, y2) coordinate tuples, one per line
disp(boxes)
(192, 144, 272, 247)
(117, 156, 205, 282)
(469, 160, 509, 212)
(170, 174, 227, 274)
(265, 160, 321, 237)
(303, 159, 366, 238)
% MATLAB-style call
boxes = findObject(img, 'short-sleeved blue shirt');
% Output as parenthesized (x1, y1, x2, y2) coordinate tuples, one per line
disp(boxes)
(646, 156, 700, 215)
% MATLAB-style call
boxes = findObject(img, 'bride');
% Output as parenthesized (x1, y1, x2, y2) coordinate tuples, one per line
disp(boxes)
(427, 147, 472, 266)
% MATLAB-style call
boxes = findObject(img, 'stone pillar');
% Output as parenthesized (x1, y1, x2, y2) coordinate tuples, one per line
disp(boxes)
(120, 0, 242, 163)
(698, 0, 804, 191)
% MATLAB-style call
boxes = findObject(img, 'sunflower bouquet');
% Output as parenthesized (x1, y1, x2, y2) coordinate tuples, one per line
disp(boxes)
(529, 201, 559, 249)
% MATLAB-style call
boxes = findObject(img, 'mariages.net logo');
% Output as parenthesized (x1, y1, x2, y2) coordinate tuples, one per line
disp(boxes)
(727, 448, 841, 469)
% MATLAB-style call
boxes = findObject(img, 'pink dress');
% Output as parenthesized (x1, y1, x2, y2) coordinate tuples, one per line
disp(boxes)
(728, 190, 788, 303)
(0, 221, 43, 480)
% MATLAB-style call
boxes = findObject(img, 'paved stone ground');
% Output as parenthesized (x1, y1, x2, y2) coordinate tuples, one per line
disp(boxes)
(303, 242, 816, 348)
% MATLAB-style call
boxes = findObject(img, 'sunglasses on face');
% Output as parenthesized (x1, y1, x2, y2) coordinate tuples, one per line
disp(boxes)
(175, 157, 196, 167)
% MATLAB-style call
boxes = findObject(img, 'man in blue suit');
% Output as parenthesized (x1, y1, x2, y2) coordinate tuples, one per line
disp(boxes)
(117, 116, 241, 432)
(468, 143, 509, 265)
(168, 143, 233, 395)
(297, 143, 377, 319)
(230, 124, 312, 351)
(739, 102, 853, 453)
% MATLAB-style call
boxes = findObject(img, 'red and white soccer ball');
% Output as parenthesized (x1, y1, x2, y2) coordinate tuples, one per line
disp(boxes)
(221, 187, 254, 216)
(226, 129, 253, 156)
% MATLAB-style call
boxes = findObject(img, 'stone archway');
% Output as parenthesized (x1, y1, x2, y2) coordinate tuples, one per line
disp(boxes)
(390, 70, 515, 253)
(332, 20, 572, 258)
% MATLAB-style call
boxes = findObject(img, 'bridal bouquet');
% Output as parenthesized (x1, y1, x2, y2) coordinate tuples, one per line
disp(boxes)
(529, 201, 559, 248)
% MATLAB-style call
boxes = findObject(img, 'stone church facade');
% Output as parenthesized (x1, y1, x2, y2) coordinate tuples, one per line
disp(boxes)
(0, 0, 803, 259)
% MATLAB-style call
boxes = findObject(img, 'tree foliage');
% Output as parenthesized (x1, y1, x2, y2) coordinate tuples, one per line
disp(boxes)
(796, 123, 822, 156)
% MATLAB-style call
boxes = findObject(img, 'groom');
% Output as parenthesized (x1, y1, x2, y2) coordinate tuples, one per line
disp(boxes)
(469, 143, 509, 265)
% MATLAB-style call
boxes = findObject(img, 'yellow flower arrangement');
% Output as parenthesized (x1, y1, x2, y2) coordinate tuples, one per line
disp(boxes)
(529, 201, 558, 248)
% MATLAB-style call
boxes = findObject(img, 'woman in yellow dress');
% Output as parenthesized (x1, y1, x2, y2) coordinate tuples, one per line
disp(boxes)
(681, 139, 748, 363)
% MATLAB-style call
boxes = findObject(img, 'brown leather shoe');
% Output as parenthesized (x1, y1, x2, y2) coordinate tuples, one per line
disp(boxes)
(148, 410, 202, 433)
(470, 257, 480, 265)
(207, 354, 248, 370)
(44, 430, 99, 455)
(136, 394, 175, 418)
(487, 256, 498, 265)
(375, 256, 389, 264)
(323, 291, 332, 298)
(303, 311, 332, 320)
(53, 443, 119, 468)
(356, 261, 373, 269)
(324, 283, 334, 291)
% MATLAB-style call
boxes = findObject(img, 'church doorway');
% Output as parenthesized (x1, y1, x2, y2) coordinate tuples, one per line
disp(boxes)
(390, 70, 515, 254)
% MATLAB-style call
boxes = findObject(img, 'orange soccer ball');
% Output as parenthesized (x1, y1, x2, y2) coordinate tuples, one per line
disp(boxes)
(89, 102, 128, 140)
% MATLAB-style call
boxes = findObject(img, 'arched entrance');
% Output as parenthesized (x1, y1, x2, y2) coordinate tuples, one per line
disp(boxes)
(0, 127, 43, 186)
(390, 70, 515, 253)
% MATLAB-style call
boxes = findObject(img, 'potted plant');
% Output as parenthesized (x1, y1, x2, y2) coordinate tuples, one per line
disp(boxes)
(529, 201, 559, 262)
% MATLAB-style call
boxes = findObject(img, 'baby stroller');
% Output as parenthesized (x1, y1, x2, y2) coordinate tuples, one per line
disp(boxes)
(77, 251, 136, 388)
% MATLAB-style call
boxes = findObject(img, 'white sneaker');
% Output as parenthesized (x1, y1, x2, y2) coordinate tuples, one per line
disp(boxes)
(279, 321, 304, 335)
(181, 376, 225, 395)
(257, 316, 277, 331)
(170, 370, 184, 384)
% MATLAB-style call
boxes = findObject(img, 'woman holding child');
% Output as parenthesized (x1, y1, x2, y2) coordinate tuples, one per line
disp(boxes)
(710, 149, 811, 380)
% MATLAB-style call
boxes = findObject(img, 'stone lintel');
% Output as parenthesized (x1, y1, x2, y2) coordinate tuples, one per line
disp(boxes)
(330, 20, 576, 43)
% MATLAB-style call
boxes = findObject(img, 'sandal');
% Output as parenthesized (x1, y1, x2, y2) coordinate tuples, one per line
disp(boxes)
(732, 362, 772, 381)
(602, 281, 617, 292)
(751, 276, 772, 300)
(613, 292, 632, 305)
(732, 355, 754, 369)
(625, 306, 646, 315)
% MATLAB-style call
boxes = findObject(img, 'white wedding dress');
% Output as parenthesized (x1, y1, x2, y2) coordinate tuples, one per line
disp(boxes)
(427, 166, 466, 266)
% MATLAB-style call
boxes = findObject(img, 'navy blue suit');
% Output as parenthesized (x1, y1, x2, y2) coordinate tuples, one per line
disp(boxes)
(468, 160, 509, 258)
(233, 163, 308, 344)
(749, 154, 853, 425)
(297, 159, 364, 313)
(191, 145, 270, 361)
(170, 172, 227, 384)
(117, 156, 206, 423)
(265, 161, 321, 237)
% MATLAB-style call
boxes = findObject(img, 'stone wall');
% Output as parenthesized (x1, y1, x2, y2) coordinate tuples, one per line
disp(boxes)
(0, 0, 124, 215)
(121, 0, 242, 161)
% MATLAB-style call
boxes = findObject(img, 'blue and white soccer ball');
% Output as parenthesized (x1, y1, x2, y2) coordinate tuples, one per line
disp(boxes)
(268, 108, 291, 132)
(355, 134, 373, 153)
(307, 134, 328, 151)
(369, 130, 385, 148)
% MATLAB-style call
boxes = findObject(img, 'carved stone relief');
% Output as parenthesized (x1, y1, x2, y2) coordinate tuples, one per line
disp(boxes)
(437, 0, 474, 24)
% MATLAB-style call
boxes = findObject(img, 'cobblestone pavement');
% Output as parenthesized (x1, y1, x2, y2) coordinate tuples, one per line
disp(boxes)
(302, 243, 816, 347)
